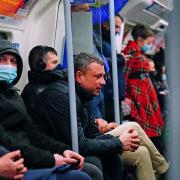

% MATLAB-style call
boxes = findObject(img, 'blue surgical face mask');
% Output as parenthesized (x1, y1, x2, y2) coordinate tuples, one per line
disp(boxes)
(141, 43, 152, 53)
(0, 65, 17, 84)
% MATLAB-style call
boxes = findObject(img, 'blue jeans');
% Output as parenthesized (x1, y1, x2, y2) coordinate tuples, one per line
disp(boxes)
(24, 164, 92, 180)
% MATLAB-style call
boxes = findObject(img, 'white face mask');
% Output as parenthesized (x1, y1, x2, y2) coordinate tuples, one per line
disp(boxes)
(162, 74, 167, 81)
(115, 22, 124, 54)
(115, 34, 122, 54)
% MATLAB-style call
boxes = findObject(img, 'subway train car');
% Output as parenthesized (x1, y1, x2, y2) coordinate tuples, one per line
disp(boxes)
(0, 0, 179, 179)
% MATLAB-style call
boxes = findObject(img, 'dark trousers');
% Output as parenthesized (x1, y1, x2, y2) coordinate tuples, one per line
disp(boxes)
(151, 136, 167, 158)
(100, 154, 122, 180)
(85, 156, 103, 171)
(83, 162, 103, 180)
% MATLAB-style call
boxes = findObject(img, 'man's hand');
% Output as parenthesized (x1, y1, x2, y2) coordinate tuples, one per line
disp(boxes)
(107, 122, 118, 131)
(54, 154, 74, 167)
(119, 128, 140, 152)
(63, 150, 84, 170)
(0, 150, 27, 180)
(54, 150, 84, 170)
(95, 118, 109, 133)
(95, 118, 118, 133)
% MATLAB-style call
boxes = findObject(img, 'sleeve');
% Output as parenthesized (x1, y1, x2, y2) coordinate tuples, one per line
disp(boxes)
(0, 146, 9, 157)
(0, 125, 55, 169)
(36, 88, 123, 157)
(102, 41, 125, 67)
(23, 115, 71, 155)
(78, 119, 122, 156)
(90, 0, 128, 25)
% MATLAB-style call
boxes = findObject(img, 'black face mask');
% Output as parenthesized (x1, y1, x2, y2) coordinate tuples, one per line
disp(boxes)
(102, 29, 111, 43)
(149, 71, 158, 78)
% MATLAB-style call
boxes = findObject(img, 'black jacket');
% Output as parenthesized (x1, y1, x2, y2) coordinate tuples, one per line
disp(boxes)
(22, 70, 122, 156)
(0, 40, 70, 169)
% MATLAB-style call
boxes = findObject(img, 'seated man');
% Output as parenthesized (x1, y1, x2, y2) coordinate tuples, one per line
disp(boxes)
(0, 39, 101, 180)
(22, 47, 141, 180)
(0, 146, 92, 180)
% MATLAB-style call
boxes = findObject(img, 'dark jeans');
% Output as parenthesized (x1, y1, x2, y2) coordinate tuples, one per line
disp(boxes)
(24, 164, 92, 180)
(55, 170, 91, 180)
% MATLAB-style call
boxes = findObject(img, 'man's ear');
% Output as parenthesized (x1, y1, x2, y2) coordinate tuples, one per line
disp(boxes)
(75, 70, 83, 84)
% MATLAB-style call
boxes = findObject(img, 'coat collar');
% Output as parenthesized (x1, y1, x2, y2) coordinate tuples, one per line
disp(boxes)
(75, 83, 93, 104)
(28, 69, 68, 84)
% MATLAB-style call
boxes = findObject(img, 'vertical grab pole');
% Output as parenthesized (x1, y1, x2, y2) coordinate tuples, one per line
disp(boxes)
(167, 0, 180, 179)
(63, 0, 79, 152)
(109, 0, 121, 124)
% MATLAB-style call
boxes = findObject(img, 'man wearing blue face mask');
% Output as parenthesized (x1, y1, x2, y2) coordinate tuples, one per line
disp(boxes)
(0, 54, 17, 84)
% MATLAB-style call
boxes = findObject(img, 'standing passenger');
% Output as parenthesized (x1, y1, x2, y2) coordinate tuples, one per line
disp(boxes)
(123, 24, 165, 153)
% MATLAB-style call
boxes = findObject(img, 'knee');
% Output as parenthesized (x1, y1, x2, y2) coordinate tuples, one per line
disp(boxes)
(85, 156, 102, 170)
(136, 146, 150, 162)
(83, 162, 103, 180)
(129, 122, 141, 131)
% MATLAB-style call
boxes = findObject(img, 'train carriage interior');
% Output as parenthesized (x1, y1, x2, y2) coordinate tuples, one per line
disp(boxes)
(1, 0, 180, 179)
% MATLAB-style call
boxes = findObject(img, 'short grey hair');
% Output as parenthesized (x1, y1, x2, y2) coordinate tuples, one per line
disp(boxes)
(74, 52, 104, 73)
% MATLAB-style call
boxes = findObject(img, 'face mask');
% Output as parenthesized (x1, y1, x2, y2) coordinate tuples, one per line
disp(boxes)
(115, 32, 122, 54)
(141, 44, 152, 53)
(162, 74, 167, 81)
(0, 65, 17, 84)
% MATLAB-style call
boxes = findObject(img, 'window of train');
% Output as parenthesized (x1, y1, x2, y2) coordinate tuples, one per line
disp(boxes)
(0, 31, 12, 41)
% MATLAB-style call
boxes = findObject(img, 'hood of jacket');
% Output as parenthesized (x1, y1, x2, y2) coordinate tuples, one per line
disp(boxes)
(0, 40, 23, 88)
(28, 69, 68, 84)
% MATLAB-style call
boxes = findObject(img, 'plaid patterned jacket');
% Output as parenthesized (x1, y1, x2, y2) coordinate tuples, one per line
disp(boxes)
(123, 41, 164, 137)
